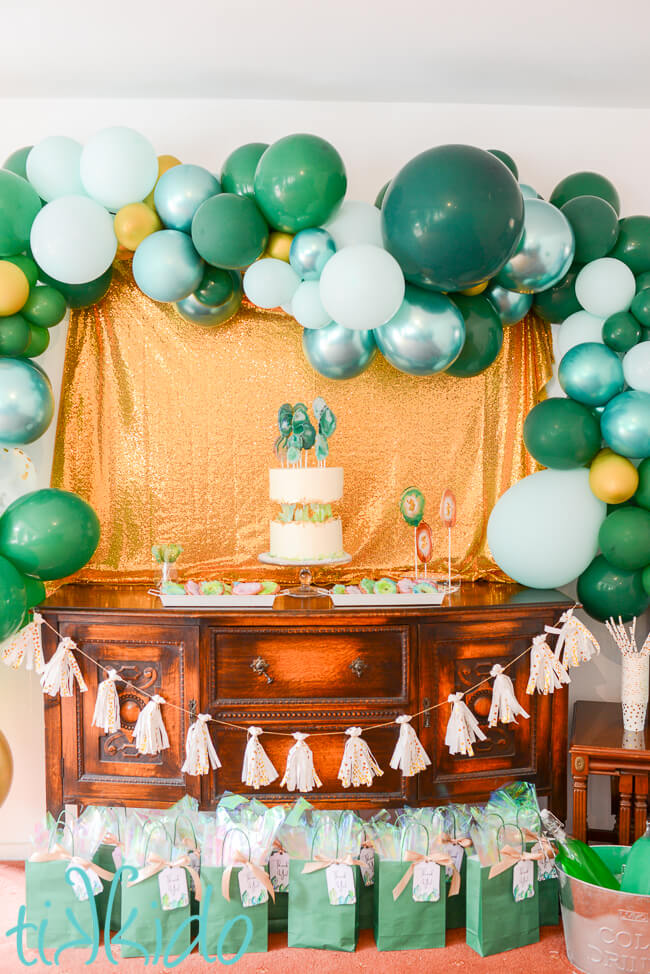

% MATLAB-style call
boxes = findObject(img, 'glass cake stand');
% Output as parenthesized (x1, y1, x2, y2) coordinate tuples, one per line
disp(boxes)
(258, 552, 352, 598)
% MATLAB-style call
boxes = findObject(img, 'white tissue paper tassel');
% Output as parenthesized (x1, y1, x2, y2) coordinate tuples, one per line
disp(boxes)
(181, 714, 221, 776)
(133, 694, 170, 755)
(242, 726, 278, 789)
(280, 732, 322, 792)
(445, 693, 487, 757)
(526, 633, 571, 695)
(40, 637, 88, 697)
(91, 669, 122, 734)
(547, 608, 600, 669)
(389, 715, 432, 776)
(488, 664, 530, 728)
(338, 726, 384, 788)
(1, 612, 44, 672)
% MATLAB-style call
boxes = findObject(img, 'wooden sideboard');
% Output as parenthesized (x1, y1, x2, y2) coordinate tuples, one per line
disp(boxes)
(39, 583, 572, 818)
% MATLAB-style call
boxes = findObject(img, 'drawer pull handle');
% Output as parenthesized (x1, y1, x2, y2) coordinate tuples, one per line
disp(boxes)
(250, 656, 273, 684)
(423, 698, 430, 728)
(349, 658, 368, 680)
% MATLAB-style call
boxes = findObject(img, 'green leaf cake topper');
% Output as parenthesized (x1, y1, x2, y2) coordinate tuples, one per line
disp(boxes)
(275, 398, 336, 467)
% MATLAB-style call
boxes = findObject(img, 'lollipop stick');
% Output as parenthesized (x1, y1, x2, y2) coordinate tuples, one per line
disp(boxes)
(414, 528, 418, 580)
(447, 527, 452, 591)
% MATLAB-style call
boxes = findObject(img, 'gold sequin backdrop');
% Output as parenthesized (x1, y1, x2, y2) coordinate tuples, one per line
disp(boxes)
(52, 261, 552, 584)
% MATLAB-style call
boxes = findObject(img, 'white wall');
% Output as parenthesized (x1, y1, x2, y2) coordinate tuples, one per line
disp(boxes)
(1, 97, 649, 855)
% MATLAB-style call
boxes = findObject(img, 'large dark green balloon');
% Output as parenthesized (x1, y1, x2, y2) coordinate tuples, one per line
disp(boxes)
(254, 134, 347, 233)
(635, 271, 650, 292)
(0, 488, 100, 581)
(550, 172, 620, 215)
(21, 285, 67, 328)
(21, 324, 50, 358)
(609, 216, 650, 274)
(533, 268, 581, 323)
(0, 314, 30, 356)
(560, 196, 619, 264)
(21, 573, 45, 609)
(635, 457, 650, 510)
(577, 554, 648, 622)
(382, 145, 524, 292)
(191, 193, 268, 269)
(523, 398, 601, 469)
(2, 146, 32, 180)
(602, 312, 641, 353)
(0, 170, 41, 257)
(37, 265, 113, 309)
(599, 507, 650, 571)
(220, 143, 268, 199)
(194, 266, 241, 307)
(630, 290, 650, 328)
(488, 149, 519, 179)
(643, 564, 650, 596)
(445, 294, 504, 377)
(0, 555, 26, 641)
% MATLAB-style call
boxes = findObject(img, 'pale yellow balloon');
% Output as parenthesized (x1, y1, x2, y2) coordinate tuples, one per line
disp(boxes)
(114, 203, 162, 252)
(0, 261, 30, 316)
(0, 729, 13, 808)
(460, 281, 489, 296)
(143, 154, 182, 208)
(264, 232, 293, 263)
(589, 448, 639, 504)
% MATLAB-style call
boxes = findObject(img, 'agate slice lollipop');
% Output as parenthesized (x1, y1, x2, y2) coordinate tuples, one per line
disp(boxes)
(439, 488, 458, 592)
(400, 486, 425, 577)
(416, 521, 433, 578)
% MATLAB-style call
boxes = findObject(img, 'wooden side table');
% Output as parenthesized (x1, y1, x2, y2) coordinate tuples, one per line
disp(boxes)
(570, 700, 649, 844)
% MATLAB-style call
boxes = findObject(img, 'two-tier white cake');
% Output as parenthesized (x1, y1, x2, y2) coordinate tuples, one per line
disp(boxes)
(269, 466, 344, 561)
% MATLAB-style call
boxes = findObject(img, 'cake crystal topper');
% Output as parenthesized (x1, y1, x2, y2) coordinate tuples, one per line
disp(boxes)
(275, 398, 336, 467)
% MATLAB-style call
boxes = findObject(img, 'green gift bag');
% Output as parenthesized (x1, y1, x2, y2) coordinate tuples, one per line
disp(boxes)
(200, 827, 270, 956)
(518, 808, 560, 928)
(287, 858, 361, 951)
(267, 846, 289, 933)
(444, 844, 468, 930)
(357, 839, 376, 931)
(94, 807, 124, 934)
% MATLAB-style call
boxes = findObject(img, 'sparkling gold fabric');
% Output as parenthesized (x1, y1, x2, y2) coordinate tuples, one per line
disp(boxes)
(52, 261, 552, 584)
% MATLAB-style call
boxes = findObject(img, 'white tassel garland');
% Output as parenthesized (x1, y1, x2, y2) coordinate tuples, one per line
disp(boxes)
(280, 732, 322, 792)
(242, 726, 278, 789)
(133, 694, 170, 755)
(92, 669, 122, 734)
(444, 693, 487, 757)
(488, 664, 530, 728)
(1, 612, 44, 672)
(181, 714, 221, 776)
(547, 608, 600, 669)
(389, 715, 431, 776)
(526, 634, 570, 695)
(338, 727, 383, 788)
(40, 637, 88, 698)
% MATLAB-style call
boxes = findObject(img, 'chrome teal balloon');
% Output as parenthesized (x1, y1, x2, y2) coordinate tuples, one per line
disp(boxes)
(601, 390, 650, 458)
(303, 321, 377, 380)
(154, 164, 220, 233)
(485, 283, 533, 324)
(0, 488, 100, 581)
(0, 359, 54, 444)
(374, 286, 465, 376)
(289, 228, 336, 281)
(558, 342, 625, 407)
(496, 198, 575, 294)
(175, 283, 242, 327)
(133, 230, 204, 303)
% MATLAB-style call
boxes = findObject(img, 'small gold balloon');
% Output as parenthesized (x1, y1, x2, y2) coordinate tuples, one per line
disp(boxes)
(0, 261, 30, 316)
(589, 448, 639, 504)
(0, 729, 13, 808)
(143, 154, 182, 208)
(114, 203, 162, 252)
(264, 232, 293, 263)
(460, 281, 489, 296)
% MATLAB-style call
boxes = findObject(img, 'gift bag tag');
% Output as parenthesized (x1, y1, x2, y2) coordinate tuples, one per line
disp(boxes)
(158, 866, 189, 911)
(238, 865, 269, 907)
(360, 846, 375, 887)
(537, 856, 557, 881)
(269, 851, 290, 893)
(67, 863, 103, 902)
(444, 843, 464, 877)
(112, 846, 123, 870)
(513, 859, 535, 901)
(326, 863, 356, 906)
(412, 861, 440, 902)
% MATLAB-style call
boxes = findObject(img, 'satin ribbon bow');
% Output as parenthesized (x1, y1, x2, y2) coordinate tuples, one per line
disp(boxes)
(392, 849, 460, 901)
(103, 832, 123, 848)
(436, 832, 472, 849)
(488, 844, 544, 879)
(29, 843, 115, 882)
(301, 853, 362, 876)
(127, 853, 202, 901)
(222, 850, 275, 903)
(520, 830, 554, 860)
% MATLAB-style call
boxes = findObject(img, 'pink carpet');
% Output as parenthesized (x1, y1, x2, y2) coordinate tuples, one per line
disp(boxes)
(0, 862, 572, 972)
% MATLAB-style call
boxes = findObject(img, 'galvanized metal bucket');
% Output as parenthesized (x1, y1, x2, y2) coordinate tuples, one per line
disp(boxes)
(558, 846, 650, 974)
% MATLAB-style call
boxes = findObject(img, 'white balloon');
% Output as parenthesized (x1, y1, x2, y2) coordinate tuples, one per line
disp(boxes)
(487, 468, 605, 588)
(26, 137, 85, 202)
(322, 200, 383, 249)
(557, 310, 604, 360)
(80, 126, 158, 211)
(291, 281, 332, 330)
(575, 258, 636, 318)
(319, 244, 405, 331)
(244, 258, 300, 309)
(30, 195, 117, 285)
(0, 447, 37, 514)
(622, 341, 650, 393)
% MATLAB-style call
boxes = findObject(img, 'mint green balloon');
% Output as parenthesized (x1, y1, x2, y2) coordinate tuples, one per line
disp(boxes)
(2, 146, 32, 180)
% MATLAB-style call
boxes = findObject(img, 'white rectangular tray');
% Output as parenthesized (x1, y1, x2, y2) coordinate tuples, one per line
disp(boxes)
(330, 591, 446, 607)
(158, 593, 276, 609)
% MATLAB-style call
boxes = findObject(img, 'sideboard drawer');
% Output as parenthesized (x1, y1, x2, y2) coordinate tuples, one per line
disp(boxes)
(207, 625, 410, 708)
